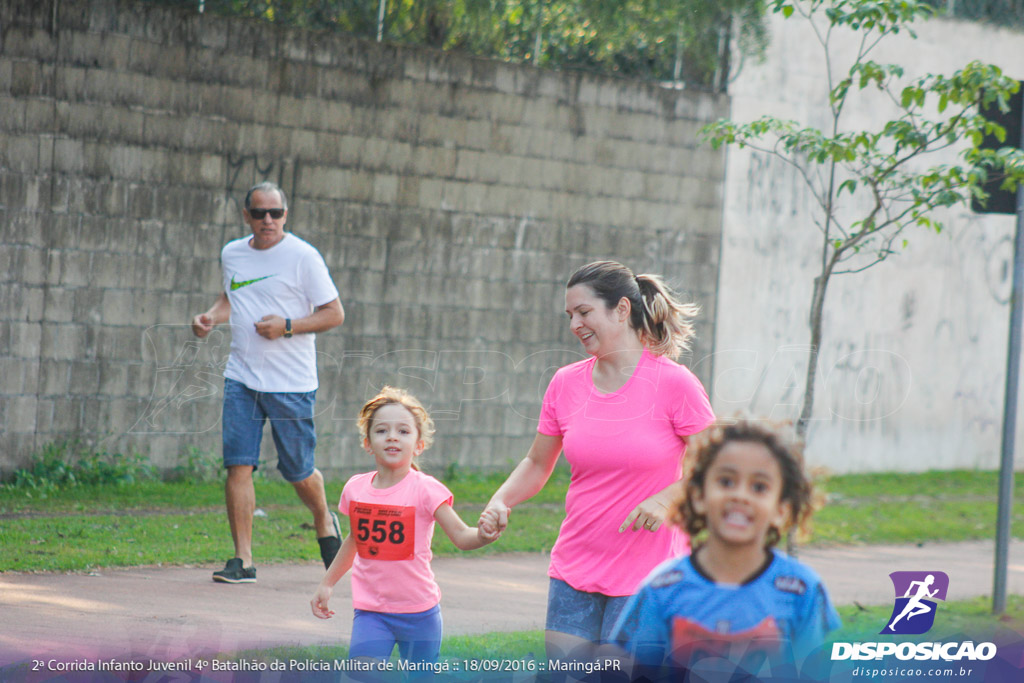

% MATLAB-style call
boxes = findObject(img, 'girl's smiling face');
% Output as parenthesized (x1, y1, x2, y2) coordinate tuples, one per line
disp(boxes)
(364, 403, 424, 474)
(691, 441, 791, 549)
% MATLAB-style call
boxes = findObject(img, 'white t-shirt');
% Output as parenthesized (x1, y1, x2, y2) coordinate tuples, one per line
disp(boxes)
(221, 233, 339, 393)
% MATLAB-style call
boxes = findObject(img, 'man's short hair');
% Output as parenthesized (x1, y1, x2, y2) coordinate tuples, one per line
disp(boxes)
(244, 182, 288, 210)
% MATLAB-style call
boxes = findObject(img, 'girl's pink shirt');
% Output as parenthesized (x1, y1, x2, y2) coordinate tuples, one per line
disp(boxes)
(339, 469, 453, 613)
(538, 348, 715, 596)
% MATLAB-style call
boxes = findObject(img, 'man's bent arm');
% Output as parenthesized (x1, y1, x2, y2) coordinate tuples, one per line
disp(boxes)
(252, 299, 344, 340)
(191, 292, 231, 338)
(294, 299, 344, 334)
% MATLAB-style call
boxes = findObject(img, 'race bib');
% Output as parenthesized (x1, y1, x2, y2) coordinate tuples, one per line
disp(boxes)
(349, 501, 415, 561)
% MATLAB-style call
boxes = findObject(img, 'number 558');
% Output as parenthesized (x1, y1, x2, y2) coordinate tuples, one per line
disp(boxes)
(356, 518, 405, 544)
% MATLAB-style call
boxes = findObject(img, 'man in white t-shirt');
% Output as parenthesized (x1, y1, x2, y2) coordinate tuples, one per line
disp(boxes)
(191, 182, 345, 584)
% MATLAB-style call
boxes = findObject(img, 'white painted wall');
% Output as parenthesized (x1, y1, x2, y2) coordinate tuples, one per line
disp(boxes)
(713, 9, 1024, 472)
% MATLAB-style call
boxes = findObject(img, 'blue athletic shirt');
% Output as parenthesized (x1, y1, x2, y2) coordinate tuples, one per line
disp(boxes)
(610, 548, 840, 671)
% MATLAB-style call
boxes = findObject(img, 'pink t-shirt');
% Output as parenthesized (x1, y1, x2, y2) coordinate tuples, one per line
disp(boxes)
(538, 348, 715, 596)
(339, 469, 453, 613)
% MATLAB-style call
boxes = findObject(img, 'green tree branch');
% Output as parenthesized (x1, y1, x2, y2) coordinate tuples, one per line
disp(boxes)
(702, 0, 1024, 438)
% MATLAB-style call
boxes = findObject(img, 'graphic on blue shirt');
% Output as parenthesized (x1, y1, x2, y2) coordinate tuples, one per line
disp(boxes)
(611, 550, 840, 670)
(881, 571, 948, 635)
(671, 615, 782, 663)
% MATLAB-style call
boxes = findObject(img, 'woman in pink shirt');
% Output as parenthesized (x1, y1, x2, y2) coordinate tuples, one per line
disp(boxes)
(311, 386, 498, 668)
(481, 260, 715, 663)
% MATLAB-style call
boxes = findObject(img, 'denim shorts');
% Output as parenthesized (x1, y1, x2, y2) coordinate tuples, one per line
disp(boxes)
(349, 605, 443, 663)
(546, 578, 632, 644)
(221, 377, 317, 483)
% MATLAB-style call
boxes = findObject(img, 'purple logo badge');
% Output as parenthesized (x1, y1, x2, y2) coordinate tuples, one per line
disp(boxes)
(881, 571, 949, 635)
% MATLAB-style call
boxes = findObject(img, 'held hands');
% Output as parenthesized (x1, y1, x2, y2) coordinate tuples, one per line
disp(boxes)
(310, 584, 335, 620)
(619, 493, 672, 534)
(478, 503, 509, 537)
(477, 509, 503, 543)
(254, 315, 287, 340)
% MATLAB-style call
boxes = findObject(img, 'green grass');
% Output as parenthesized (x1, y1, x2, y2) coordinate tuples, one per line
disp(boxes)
(4, 507, 324, 570)
(811, 470, 1024, 546)
(1, 468, 1022, 572)
(0, 468, 571, 571)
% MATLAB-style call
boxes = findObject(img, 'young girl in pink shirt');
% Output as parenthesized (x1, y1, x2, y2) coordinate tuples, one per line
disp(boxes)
(310, 386, 498, 667)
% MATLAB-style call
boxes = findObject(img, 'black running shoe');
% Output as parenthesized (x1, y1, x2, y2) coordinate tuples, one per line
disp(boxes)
(317, 511, 343, 569)
(212, 558, 256, 584)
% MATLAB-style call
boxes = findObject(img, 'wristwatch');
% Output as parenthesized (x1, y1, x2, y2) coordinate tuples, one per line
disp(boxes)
(284, 318, 293, 338)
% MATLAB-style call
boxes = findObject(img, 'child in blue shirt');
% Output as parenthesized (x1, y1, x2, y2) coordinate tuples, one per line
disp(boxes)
(611, 419, 840, 678)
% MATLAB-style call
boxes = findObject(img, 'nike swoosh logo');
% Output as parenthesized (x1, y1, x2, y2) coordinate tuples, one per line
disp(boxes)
(230, 275, 274, 291)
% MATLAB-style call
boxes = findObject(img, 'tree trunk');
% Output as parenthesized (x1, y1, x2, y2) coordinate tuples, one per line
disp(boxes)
(797, 272, 830, 439)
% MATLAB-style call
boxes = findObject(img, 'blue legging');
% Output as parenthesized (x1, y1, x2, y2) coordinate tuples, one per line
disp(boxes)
(349, 605, 443, 664)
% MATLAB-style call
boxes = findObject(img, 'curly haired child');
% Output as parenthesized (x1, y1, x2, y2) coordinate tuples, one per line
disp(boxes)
(611, 418, 840, 675)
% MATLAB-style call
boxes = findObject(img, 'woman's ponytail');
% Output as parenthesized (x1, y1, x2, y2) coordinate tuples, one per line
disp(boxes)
(635, 273, 699, 359)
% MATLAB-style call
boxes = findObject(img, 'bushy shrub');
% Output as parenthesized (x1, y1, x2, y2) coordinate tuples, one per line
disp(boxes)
(7, 442, 157, 496)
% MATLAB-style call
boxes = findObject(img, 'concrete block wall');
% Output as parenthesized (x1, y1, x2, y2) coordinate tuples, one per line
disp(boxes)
(0, 0, 726, 477)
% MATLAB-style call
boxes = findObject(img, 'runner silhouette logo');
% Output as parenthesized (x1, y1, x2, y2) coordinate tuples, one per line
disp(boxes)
(881, 571, 949, 635)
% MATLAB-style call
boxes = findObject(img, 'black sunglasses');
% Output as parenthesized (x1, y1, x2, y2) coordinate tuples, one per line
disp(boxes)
(248, 208, 285, 220)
